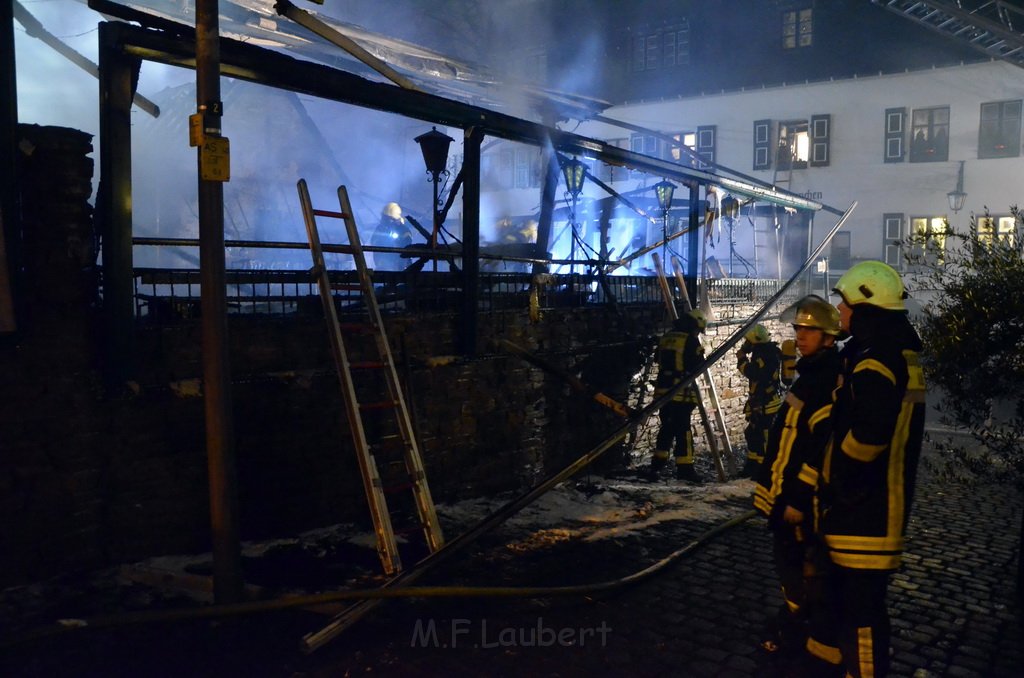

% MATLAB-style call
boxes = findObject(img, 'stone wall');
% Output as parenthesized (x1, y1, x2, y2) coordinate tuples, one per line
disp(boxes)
(0, 125, 791, 588)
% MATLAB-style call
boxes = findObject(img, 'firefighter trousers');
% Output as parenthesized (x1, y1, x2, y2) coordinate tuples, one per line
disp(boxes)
(743, 409, 774, 463)
(805, 559, 892, 678)
(655, 401, 697, 465)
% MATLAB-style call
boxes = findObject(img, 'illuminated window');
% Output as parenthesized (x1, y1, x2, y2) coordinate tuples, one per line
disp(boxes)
(777, 121, 809, 169)
(783, 8, 813, 49)
(978, 100, 1021, 159)
(977, 215, 1017, 246)
(910, 106, 950, 162)
(910, 216, 949, 264)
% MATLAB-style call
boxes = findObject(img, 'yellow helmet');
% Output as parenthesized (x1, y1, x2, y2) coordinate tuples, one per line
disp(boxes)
(688, 309, 708, 331)
(744, 323, 770, 344)
(833, 261, 906, 310)
(781, 295, 841, 336)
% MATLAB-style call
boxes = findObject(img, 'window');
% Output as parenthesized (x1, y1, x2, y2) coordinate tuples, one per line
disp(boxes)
(884, 108, 906, 162)
(909, 106, 950, 162)
(514, 147, 541, 189)
(830, 231, 851, 269)
(662, 24, 691, 67)
(782, 8, 813, 49)
(910, 216, 949, 264)
(978, 100, 1022, 159)
(632, 21, 690, 72)
(777, 120, 810, 169)
(883, 213, 904, 268)
(810, 114, 831, 166)
(977, 214, 1017, 246)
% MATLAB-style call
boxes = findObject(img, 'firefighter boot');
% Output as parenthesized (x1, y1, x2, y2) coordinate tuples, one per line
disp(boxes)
(646, 452, 669, 480)
(675, 463, 703, 484)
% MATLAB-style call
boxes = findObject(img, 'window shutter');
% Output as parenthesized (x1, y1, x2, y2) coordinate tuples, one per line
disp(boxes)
(810, 114, 831, 167)
(884, 107, 906, 163)
(696, 125, 716, 169)
(753, 119, 772, 170)
(883, 212, 904, 268)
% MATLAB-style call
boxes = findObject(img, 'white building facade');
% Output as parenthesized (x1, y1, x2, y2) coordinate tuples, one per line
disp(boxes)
(575, 58, 1024, 279)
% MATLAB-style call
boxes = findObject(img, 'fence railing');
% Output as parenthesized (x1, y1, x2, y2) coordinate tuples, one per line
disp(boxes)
(130, 267, 788, 324)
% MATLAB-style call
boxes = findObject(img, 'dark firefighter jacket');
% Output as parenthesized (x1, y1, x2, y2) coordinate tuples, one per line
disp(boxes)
(654, 327, 703, 404)
(818, 311, 926, 572)
(754, 346, 840, 527)
(738, 342, 783, 416)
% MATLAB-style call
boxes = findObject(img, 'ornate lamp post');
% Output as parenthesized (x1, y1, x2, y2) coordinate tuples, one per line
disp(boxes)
(415, 127, 454, 271)
(561, 157, 586, 275)
(654, 179, 677, 266)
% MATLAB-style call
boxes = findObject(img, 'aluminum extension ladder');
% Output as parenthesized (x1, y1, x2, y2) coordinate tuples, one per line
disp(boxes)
(651, 254, 733, 481)
(296, 179, 444, 576)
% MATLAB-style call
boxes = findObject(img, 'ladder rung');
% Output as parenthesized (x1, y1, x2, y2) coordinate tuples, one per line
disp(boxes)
(330, 283, 363, 291)
(349, 360, 386, 370)
(312, 208, 348, 219)
(383, 481, 414, 494)
(337, 322, 375, 334)
(361, 400, 398, 411)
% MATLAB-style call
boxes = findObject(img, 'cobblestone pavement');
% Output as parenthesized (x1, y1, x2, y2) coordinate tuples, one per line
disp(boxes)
(2, 444, 1022, 677)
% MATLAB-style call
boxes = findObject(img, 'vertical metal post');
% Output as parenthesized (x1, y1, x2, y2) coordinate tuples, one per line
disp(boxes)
(97, 23, 136, 383)
(687, 182, 700, 308)
(459, 127, 483, 356)
(1, 0, 18, 333)
(196, 0, 242, 603)
(534, 146, 559, 275)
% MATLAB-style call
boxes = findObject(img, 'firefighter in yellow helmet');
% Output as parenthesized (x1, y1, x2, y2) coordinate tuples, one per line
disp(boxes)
(752, 295, 841, 661)
(648, 309, 707, 483)
(737, 323, 783, 477)
(801, 260, 926, 678)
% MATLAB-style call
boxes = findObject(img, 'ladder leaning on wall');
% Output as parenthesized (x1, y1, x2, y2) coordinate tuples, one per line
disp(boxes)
(296, 179, 444, 576)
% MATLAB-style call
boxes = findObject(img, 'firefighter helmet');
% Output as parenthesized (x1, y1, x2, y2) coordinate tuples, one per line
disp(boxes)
(688, 309, 708, 331)
(832, 261, 906, 310)
(744, 323, 770, 344)
(782, 294, 841, 336)
(382, 202, 404, 223)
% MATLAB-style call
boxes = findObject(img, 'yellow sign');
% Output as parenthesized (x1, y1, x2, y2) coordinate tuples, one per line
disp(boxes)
(188, 113, 203, 147)
(200, 136, 230, 182)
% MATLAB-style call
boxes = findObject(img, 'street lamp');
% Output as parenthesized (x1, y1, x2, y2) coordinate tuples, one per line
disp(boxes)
(947, 160, 967, 214)
(561, 157, 586, 274)
(720, 194, 740, 276)
(654, 179, 676, 265)
(414, 127, 454, 270)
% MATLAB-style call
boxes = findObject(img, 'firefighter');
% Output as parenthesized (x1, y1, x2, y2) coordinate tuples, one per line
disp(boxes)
(752, 295, 841, 661)
(737, 323, 783, 477)
(648, 309, 707, 483)
(370, 202, 413, 270)
(803, 260, 926, 678)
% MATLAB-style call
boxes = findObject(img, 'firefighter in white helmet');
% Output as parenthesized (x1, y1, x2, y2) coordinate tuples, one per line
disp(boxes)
(648, 309, 707, 483)
(752, 295, 841, 662)
(370, 202, 414, 270)
(801, 260, 926, 678)
(737, 323, 783, 477)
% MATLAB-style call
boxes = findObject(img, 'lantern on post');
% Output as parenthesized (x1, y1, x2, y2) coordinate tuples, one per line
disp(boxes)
(560, 156, 587, 275)
(414, 127, 454, 270)
(654, 179, 677, 265)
